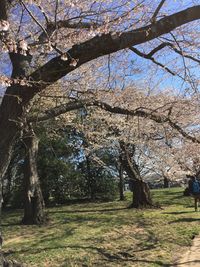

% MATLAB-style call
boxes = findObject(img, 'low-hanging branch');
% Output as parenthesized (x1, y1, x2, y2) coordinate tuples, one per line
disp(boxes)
(28, 99, 200, 145)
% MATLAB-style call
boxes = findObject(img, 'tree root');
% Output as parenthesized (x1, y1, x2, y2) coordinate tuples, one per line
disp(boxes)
(3, 257, 25, 267)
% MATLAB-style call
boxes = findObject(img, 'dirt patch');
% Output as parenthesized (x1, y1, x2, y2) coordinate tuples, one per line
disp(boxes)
(174, 235, 200, 267)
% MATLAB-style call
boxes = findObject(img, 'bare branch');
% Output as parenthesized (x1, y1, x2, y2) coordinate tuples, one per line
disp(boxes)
(146, 42, 200, 64)
(129, 46, 176, 75)
(20, 0, 49, 41)
(54, 0, 59, 25)
(130, 40, 200, 77)
(38, 4, 49, 25)
(151, 0, 166, 23)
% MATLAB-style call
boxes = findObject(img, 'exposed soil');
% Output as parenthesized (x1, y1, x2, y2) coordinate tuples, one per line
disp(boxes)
(174, 235, 200, 267)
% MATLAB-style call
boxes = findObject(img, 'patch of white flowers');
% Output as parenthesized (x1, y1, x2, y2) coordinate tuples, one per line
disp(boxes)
(0, 20, 9, 32)
(0, 76, 32, 87)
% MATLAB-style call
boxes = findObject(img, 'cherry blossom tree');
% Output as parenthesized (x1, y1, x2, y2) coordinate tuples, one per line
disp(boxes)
(1, 1, 200, 263)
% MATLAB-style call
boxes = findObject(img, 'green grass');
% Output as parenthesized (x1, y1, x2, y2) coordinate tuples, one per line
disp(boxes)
(2, 187, 200, 267)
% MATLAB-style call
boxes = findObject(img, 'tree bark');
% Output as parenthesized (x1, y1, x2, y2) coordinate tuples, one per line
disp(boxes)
(118, 158, 125, 201)
(2, 163, 13, 209)
(120, 142, 153, 208)
(86, 156, 95, 201)
(0, 85, 24, 258)
(21, 126, 46, 225)
(2, 144, 22, 209)
(163, 176, 170, 188)
(131, 180, 153, 208)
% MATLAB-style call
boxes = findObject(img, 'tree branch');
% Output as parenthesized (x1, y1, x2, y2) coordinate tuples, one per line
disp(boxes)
(0, 0, 11, 20)
(151, 0, 166, 23)
(20, 0, 49, 41)
(38, 20, 100, 43)
(9, 5, 200, 106)
(141, 42, 200, 64)
(28, 100, 200, 144)
(129, 46, 176, 75)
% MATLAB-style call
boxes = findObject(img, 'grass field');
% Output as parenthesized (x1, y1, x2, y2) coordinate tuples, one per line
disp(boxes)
(2, 187, 200, 267)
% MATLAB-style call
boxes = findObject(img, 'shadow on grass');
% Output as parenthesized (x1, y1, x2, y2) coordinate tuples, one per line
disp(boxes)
(5, 244, 171, 266)
(170, 218, 200, 223)
(151, 189, 189, 206)
(173, 260, 200, 266)
(1, 222, 21, 227)
(49, 207, 128, 214)
(163, 211, 195, 215)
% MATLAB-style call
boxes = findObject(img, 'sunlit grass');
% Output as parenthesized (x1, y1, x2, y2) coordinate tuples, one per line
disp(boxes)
(3, 187, 200, 267)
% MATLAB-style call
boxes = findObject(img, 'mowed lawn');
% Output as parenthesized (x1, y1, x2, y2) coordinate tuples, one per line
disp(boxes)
(2, 187, 200, 267)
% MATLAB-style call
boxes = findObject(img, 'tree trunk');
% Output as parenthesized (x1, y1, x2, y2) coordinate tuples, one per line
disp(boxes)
(0, 50, 33, 210)
(118, 161, 125, 201)
(2, 147, 22, 209)
(164, 176, 170, 188)
(2, 166, 12, 209)
(131, 180, 153, 208)
(0, 85, 25, 256)
(120, 141, 153, 208)
(22, 127, 46, 225)
(86, 156, 95, 201)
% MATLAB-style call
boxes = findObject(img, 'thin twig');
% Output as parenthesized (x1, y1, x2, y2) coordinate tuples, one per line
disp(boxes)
(20, 0, 49, 41)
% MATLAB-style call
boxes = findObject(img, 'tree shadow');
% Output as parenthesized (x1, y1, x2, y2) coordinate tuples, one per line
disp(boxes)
(5, 244, 171, 266)
(170, 218, 200, 223)
(173, 260, 200, 266)
(162, 211, 195, 215)
(1, 222, 21, 227)
(49, 207, 128, 214)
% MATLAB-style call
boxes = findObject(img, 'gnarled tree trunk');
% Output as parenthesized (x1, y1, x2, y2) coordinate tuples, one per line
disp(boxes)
(22, 126, 46, 225)
(131, 180, 152, 208)
(120, 141, 153, 208)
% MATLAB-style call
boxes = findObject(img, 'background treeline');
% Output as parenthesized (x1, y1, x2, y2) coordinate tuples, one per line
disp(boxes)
(3, 126, 119, 209)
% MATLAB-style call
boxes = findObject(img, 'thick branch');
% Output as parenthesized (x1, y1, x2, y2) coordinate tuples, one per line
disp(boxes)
(28, 100, 168, 123)
(168, 119, 200, 144)
(28, 100, 89, 122)
(26, 6, 200, 94)
(38, 20, 100, 43)
(28, 100, 200, 144)
(56, 20, 99, 29)
(0, 0, 11, 20)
